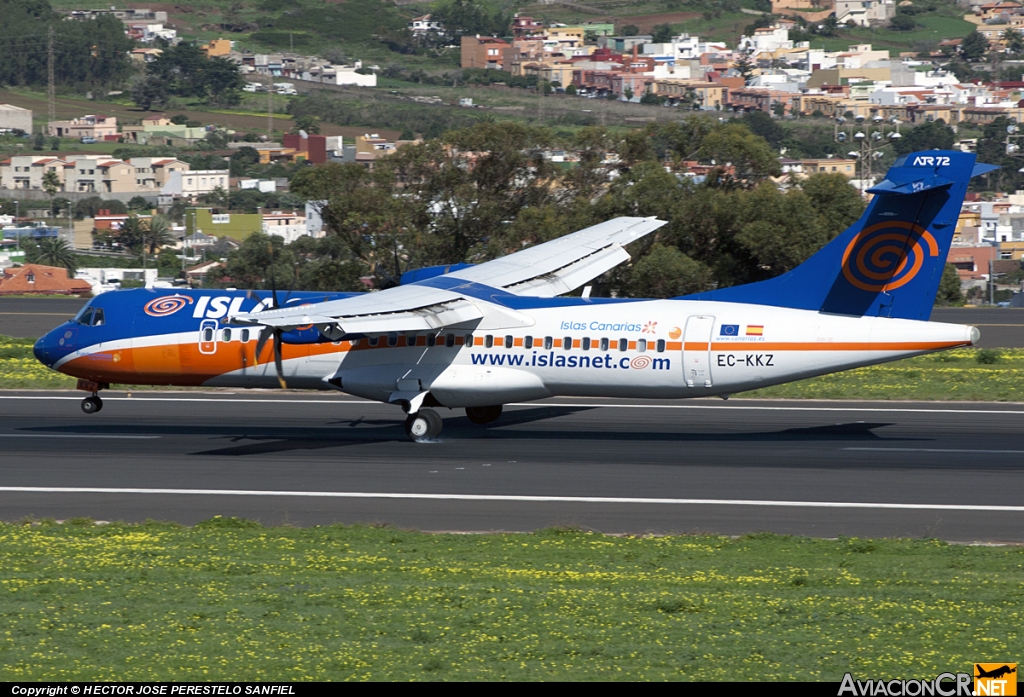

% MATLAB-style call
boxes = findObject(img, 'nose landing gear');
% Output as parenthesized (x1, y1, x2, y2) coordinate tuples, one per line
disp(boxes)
(404, 408, 442, 441)
(76, 379, 108, 415)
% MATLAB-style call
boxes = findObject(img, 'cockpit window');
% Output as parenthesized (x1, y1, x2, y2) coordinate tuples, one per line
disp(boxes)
(74, 306, 93, 324)
(74, 306, 105, 326)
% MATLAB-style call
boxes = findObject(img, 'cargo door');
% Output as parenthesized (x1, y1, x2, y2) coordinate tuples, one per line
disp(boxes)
(683, 315, 714, 388)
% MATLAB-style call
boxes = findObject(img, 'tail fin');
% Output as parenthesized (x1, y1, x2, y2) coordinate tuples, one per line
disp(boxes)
(682, 151, 997, 320)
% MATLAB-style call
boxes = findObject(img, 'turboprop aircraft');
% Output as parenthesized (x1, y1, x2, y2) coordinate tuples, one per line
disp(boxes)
(34, 151, 992, 441)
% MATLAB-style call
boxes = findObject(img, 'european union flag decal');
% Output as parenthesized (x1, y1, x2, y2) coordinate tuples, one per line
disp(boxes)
(720, 324, 739, 336)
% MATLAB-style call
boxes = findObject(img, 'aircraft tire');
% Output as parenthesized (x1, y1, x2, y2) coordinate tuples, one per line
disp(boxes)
(81, 396, 102, 414)
(466, 405, 502, 425)
(405, 409, 442, 441)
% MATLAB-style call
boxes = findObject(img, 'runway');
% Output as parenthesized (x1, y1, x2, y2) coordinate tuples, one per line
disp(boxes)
(1, 391, 1022, 541)
(4, 299, 1024, 347)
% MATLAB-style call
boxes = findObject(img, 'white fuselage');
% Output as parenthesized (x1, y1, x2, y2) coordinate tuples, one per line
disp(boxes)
(203, 300, 975, 406)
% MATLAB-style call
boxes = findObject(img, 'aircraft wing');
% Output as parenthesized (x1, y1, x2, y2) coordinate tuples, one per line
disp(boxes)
(230, 216, 664, 333)
(446, 216, 665, 297)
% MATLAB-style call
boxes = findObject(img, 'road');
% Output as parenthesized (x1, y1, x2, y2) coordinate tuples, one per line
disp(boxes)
(4, 299, 1024, 347)
(0, 392, 1021, 541)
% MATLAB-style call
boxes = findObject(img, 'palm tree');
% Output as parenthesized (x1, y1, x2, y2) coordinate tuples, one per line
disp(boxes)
(41, 170, 61, 218)
(143, 215, 174, 255)
(34, 237, 77, 275)
(117, 214, 147, 255)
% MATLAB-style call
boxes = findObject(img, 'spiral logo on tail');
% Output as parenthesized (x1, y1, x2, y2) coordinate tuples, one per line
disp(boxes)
(144, 295, 193, 317)
(841, 221, 939, 293)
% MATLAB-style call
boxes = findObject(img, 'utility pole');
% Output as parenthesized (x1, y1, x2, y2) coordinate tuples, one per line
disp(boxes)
(47, 25, 56, 124)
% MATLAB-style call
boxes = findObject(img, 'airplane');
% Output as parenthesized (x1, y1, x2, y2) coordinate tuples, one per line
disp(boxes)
(33, 150, 993, 441)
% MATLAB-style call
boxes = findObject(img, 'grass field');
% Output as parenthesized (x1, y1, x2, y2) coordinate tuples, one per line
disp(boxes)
(0, 520, 1020, 680)
(4, 335, 1023, 400)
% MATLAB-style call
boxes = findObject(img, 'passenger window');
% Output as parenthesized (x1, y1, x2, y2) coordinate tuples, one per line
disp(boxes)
(582, 337, 591, 350)
(427, 334, 436, 347)
(544, 336, 553, 350)
(563, 337, 572, 350)
(203, 327, 213, 342)
(91, 308, 105, 326)
(445, 333, 455, 348)
(657, 339, 666, 353)
(221, 328, 232, 342)
(241, 329, 250, 342)
(618, 338, 627, 351)
(485, 335, 494, 348)
(599, 338, 609, 351)
(524, 336, 533, 349)
(465, 333, 474, 346)
(387, 332, 398, 347)
(504, 335, 513, 349)
(406, 333, 417, 346)
(369, 336, 379, 347)
(637, 338, 647, 352)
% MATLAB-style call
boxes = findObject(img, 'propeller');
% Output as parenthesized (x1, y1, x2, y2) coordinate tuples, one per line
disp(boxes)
(252, 241, 287, 389)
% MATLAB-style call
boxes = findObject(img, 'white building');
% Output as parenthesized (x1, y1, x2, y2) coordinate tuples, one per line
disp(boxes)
(76, 267, 161, 296)
(407, 14, 445, 36)
(835, 0, 896, 27)
(738, 25, 794, 55)
(162, 170, 230, 198)
(0, 104, 32, 134)
(238, 178, 277, 193)
(261, 210, 312, 244)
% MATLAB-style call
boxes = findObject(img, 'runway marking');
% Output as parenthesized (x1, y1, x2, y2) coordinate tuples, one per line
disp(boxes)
(0, 487, 1022, 512)
(845, 447, 1024, 454)
(0, 434, 159, 439)
(1, 395, 1024, 415)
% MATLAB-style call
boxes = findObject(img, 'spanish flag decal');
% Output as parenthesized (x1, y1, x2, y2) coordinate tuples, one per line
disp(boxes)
(746, 325, 764, 336)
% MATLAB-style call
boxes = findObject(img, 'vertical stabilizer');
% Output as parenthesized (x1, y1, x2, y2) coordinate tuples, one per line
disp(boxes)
(682, 151, 997, 321)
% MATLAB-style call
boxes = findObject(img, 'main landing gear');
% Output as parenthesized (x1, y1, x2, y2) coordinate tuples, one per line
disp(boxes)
(405, 408, 443, 441)
(466, 405, 502, 425)
(81, 394, 103, 414)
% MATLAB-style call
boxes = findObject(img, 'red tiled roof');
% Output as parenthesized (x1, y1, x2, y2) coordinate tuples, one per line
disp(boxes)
(0, 264, 91, 296)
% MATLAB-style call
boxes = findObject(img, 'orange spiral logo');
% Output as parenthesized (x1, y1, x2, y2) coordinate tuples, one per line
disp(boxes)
(630, 356, 652, 370)
(144, 295, 193, 317)
(841, 222, 939, 293)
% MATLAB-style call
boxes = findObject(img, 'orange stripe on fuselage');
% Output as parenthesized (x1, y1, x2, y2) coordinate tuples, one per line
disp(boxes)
(685, 341, 968, 351)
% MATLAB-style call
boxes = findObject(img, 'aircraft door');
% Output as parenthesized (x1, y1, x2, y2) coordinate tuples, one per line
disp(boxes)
(682, 315, 714, 388)
(199, 319, 218, 354)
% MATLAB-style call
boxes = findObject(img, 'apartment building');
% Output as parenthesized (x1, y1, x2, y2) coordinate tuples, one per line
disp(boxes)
(66, 157, 136, 194)
(1, 156, 66, 190)
(162, 170, 230, 198)
(261, 210, 310, 244)
(47, 115, 118, 140)
(461, 36, 510, 70)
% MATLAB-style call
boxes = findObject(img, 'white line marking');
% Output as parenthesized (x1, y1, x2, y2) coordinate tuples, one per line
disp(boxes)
(845, 447, 1024, 454)
(1, 395, 1024, 415)
(0, 434, 159, 440)
(0, 487, 1022, 512)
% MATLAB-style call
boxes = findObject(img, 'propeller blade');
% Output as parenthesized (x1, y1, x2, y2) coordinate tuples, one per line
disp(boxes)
(268, 241, 280, 309)
(254, 326, 273, 366)
(273, 330, 287, 389)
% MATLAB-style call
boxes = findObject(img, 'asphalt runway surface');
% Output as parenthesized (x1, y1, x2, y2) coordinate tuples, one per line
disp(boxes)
(1, 392, 1022, 541)
(3, 299, 1024, 347)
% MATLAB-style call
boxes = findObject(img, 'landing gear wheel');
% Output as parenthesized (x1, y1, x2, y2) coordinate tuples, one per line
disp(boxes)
(405, 408, 442, 441)
(81, 395, 103, 414)
(466, 405, 502, 425)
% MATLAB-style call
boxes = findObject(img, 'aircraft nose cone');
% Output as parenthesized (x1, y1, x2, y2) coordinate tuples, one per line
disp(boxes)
(33, 334, 53, 367)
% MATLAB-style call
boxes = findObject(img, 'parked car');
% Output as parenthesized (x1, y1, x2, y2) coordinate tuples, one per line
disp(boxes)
(80, 136, 97, 144)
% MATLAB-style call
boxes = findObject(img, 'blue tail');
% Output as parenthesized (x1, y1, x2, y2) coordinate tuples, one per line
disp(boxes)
(681, 151, 997, 321)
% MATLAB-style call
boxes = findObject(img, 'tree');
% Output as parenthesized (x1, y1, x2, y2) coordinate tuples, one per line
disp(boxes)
(33, 131, 44, 151)
(893, 119, 955, 156)
(935, 263, 965, 306)
(1003, 28, 1024, 55)
(741, 110, 785, 148)
(42, 169, 60, 216)
(50, 137, 60, 150)
(565, 83, 577, 96)
(651, 23, 673, 43)
(628, 243, 713, 297)
(961, 31, 989, 61)
(32, 237, 77, 275)
(621, 24, 640, 36)
(890, 14, 917, 31)
(292, 114, 321, 135)
(117, 214, 147, 255)
(623, 86, 634, 101)
(127, 196, 150, 211)
(734, 50, 755, 82)
(131, 76, 170, 111)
